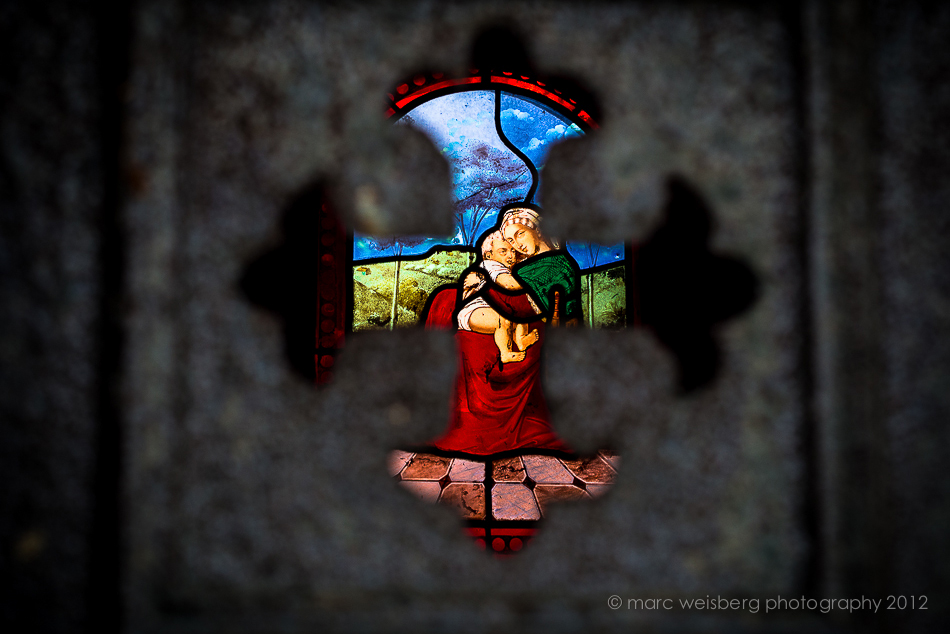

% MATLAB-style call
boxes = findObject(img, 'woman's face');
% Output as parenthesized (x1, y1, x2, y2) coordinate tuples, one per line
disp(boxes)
(503, 223, 540, 256)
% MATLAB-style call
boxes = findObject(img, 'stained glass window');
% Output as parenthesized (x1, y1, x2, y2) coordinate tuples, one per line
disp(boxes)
(346, 71, 630, 555)
(351, 73, 629, 332)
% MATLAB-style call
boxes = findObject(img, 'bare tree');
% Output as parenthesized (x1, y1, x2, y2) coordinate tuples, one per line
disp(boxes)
(452, 143, 531, 246)
(367, 236, 428, 329)
(584, 244, 603, 327)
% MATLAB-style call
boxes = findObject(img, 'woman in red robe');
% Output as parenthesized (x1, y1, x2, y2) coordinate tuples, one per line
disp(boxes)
(423, 207, 580, 456)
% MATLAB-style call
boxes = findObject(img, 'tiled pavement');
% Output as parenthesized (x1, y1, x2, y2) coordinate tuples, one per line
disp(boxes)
(389, 451, 619, 522)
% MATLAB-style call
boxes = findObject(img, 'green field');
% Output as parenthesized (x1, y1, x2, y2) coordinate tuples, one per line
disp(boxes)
(352, 249, 472, 331)
(352, 250, 626, 331)
(579, 266, 627, 329)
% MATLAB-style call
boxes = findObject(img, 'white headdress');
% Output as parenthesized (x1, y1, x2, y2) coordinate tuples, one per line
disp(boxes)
(500, 208, 540, 230)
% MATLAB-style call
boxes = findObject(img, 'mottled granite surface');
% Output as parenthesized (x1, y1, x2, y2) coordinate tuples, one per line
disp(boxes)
(1, 1, 948, 633)
(0, 3, 104, 631)
(121, 3, 807, 631)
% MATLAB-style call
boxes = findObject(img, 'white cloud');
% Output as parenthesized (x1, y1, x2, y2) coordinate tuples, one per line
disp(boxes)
(543, 122, 583, 143)
(526, 137, 545, 150)
(545, 124, 567, 141)
(501, 108, 533, 122)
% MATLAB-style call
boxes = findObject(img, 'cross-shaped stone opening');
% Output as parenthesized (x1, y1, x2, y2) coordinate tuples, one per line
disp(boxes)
(240, 25, 757, 555)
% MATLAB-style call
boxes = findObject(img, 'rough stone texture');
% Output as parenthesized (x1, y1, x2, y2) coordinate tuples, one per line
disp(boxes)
(109, 2, 804, 629)
(491, 483, 542, 521)
(806, 3, 950, 632)
(387, 449, 412, 476)
(534, 485, 589, 518)
(399, 480, 443, 505)
(876, 2, 950, 631)
(2, 1, 949, 633)
(560, 456, 616, 484)
(447, 458, 486, 483)
(79, 1, 815, 630)
(0, 2, 103, 632)
(544, 137, 667, 245)
(439, 483, 486, 520)
(331, 123, 454, 237)
(522, 455, 577, 485)
(492, 456, 527, 482)
(808, 0, 889, 607)
(401, 454, 452, 481)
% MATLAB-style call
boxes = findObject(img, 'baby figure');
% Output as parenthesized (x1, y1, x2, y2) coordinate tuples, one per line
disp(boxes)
(457, 231, 540, 363)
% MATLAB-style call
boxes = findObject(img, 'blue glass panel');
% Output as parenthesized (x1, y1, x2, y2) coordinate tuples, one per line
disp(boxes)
(354, 90, 625, 272)
(354, 91, 532, 259)
(352, 235, 446, 261)
(498, 93, 582, 176)
(566, 242, 626, 270)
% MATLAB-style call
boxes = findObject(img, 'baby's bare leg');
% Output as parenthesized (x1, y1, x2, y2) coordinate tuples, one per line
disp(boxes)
(469, 307, 525, 363)
(493, 315, 525, 363)
(512, 322, 539, 351)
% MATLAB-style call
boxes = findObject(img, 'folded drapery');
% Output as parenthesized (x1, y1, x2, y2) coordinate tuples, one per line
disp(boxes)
(424, 287, 571, 456)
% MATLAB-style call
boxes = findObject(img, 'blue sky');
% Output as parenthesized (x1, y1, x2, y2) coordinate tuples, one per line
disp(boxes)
(499, 92, 583, 179)
(353, 90, 623, 267)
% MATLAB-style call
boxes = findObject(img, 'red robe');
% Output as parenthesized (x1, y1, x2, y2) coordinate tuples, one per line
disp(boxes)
(424, 287, 572, 455)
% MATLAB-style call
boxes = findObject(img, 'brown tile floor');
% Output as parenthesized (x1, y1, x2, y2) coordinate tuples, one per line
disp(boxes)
(391, 451, 618, 521)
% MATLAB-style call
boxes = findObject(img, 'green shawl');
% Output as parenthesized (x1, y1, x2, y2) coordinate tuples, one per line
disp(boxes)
(513, 252, 581, 320)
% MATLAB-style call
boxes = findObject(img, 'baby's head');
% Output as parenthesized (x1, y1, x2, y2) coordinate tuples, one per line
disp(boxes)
(480, 231, 516, 268)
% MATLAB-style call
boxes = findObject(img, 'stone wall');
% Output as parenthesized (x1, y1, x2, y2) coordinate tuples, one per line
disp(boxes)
(1, 1, 947, 632)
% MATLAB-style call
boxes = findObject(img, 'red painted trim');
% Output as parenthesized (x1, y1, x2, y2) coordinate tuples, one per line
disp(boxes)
(576, 110, 599, 130)
(385, 73, 599, 130)
(489, 76, 576, 112)
(315, 201, 347, 386)
(393, 77, 483, 110)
